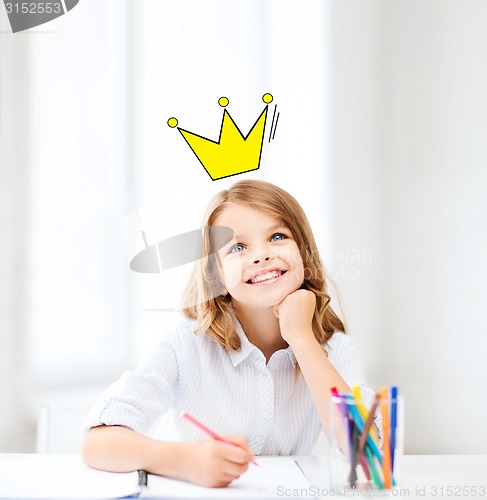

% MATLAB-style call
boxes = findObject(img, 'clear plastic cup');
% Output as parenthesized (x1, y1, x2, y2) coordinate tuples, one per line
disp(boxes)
(328, 392, 404, 494)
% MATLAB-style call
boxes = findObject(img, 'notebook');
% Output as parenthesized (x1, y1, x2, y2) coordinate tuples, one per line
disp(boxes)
(0, 454, 314, 499)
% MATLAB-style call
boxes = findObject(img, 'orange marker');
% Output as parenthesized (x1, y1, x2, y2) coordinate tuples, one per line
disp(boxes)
(379, 387, 392, 488)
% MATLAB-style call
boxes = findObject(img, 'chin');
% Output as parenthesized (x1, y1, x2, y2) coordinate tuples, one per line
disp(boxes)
(238, 288, 298, 310)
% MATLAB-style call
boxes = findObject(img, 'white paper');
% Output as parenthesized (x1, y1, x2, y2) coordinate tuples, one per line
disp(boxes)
(0, 454, 139, 499)
(143, 457, 312, 498)
(0, 455, 313, 499)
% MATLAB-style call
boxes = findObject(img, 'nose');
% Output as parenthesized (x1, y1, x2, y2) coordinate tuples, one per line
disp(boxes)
(253, 255, 270, 264)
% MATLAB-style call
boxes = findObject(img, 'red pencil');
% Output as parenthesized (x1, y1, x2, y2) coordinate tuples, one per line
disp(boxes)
(182, 412, 259, 466)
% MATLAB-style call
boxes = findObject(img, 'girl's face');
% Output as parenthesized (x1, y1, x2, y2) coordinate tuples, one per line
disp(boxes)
(214, 203, 305, 310)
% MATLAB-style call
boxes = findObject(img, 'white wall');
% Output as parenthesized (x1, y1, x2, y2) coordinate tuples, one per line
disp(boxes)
(2, 0, 487, 455)
(0, 35, 33, 451)
(329, 0, 487, 453)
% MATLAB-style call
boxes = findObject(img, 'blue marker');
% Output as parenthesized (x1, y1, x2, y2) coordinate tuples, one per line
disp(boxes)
(390, 386, 398, 472)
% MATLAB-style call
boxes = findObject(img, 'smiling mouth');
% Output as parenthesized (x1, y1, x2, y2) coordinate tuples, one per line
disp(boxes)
(246, 270, 288, 285)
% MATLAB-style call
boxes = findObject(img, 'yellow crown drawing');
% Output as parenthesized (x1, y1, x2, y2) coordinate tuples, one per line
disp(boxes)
(168, 93, 276, 181)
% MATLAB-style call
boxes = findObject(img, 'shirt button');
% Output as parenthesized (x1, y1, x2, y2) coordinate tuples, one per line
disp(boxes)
(262, 412, 270, 419)
(255, 435, 264, 442)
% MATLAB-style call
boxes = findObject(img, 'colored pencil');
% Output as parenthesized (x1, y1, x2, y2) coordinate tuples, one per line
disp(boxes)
(182, 412, 259, 466)
(352, 386, 379, 444)
(345, 395, 383, 465)
(350, 424, 359, 488)
(365, 446, 383, 489)
(331, 387, 353, 459)
(379, 387, 392, 488)
(358, 393, 380, 457)
(390, 386, 398, 472)
(359, 454, 371, 481)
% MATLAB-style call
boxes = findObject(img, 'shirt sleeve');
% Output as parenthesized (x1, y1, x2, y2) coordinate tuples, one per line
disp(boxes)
(327, 333, 383, 447)
(82, 332, 180, 436)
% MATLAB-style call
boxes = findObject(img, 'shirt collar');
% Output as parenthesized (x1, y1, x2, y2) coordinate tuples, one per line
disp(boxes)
(228, 316, 297, 368)
(228, 319, 258, 367)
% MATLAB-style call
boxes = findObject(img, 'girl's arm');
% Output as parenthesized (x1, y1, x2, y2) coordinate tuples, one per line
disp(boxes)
(273, 289, 351, 437)
(82, 425, 254, 488)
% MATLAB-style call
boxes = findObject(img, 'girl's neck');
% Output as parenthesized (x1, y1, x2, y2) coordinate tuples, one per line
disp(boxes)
(232, 301, 288, 363)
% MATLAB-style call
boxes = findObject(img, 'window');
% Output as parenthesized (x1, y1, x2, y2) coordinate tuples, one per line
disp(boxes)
(26, 2, 132, 387)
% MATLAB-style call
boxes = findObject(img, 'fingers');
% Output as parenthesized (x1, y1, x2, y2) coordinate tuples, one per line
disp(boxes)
(224, 434, 250, 448)
(183, 439, 255, 488)
(203, 439, 251, 487)
(220, 459, 249, 480)
(220, 435, 254, 465)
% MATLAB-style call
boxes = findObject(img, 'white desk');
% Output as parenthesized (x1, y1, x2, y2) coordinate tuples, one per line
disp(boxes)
(0, 454, 485, 498)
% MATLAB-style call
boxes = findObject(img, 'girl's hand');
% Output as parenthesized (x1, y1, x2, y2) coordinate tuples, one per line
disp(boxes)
(179, 436, 254, 488)
(273, 289, 316, 347)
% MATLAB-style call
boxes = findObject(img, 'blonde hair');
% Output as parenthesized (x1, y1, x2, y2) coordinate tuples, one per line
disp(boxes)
(182, 179, 346, 350)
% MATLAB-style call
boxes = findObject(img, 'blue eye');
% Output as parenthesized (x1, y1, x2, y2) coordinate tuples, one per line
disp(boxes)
(230, 243, 245, 253)
(271, 233, 287, 241)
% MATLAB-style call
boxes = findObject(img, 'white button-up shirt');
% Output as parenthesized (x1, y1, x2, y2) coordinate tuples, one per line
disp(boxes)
(83, 317, 378, 455)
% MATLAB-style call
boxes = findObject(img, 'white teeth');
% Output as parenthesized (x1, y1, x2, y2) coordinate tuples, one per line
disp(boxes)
(251, 270, 281, 284)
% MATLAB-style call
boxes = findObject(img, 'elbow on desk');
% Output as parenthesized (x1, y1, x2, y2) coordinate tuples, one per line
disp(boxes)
(81, 424, 174, 475)
(81, 425, 107, 470)
(80, 425, 139, 472)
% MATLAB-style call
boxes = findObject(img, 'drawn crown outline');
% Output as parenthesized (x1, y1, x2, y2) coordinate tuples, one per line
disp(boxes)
(168, 94, 274, 181)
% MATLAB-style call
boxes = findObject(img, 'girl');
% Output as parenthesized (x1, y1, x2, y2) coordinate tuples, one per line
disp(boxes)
(82, 180, 379, 488)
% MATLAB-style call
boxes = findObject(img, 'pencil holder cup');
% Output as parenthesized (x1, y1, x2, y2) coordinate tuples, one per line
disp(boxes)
(328, 391, 404, 494)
